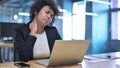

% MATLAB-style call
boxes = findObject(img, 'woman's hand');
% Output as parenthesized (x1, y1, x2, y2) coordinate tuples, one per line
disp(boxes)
(29, 19, 37, 36)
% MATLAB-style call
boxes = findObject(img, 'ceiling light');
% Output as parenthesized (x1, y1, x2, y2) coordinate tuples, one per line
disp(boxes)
(59, 9, 67, 13)
(18, 12, 30, 16)
(13, 14, 18, 20)
(86, 12, 98, 16)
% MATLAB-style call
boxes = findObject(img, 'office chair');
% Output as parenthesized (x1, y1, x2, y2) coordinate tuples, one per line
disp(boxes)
(0, 48, 2, 62)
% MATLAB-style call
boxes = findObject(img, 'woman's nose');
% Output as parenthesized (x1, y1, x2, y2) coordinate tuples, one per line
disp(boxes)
(48, 14, 51, 19)
(47, 14, 52, 20)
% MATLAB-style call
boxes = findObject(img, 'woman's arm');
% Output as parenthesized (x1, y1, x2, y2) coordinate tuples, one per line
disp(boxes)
(14, 28, 36, 62)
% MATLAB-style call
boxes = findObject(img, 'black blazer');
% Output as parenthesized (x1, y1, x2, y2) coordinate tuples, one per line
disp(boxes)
(14, 24, 61, 62)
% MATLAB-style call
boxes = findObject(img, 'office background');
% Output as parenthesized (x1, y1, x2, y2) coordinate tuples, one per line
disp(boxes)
(0, 0, 119, 55)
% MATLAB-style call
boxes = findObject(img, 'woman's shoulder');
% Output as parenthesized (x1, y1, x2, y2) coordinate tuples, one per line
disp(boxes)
(45, 26, 58, 33)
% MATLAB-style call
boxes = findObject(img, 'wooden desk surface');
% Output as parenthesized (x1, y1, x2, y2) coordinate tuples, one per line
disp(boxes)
(0, 61, 82, 68)
(0, 42, 14, 47)
(1, 52, 120, 68)
(1, 59, 120, 68)
(0, 59, 120, 68)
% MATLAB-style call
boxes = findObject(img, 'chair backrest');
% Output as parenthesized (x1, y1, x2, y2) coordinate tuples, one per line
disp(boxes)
(0, 48, 2, 62)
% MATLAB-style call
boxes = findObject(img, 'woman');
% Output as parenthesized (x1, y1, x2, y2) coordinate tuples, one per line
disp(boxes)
(14, 0, 61, 62)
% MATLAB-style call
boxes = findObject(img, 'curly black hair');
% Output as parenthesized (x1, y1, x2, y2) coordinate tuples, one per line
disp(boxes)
(29, 0, 59, 26)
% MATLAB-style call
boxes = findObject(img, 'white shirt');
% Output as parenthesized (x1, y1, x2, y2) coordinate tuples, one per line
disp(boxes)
(33, 31, 50, 59)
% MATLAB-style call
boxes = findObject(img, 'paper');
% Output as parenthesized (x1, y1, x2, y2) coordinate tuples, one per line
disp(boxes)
(84, 55, 110, 63)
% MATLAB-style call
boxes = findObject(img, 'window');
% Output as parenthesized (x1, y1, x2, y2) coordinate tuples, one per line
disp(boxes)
(72, 1, 86, 40)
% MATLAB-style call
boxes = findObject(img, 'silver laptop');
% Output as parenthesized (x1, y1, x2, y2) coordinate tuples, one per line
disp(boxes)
(35, 40, 90, 67)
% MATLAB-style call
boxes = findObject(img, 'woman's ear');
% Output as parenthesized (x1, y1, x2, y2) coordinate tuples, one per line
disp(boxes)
(34, 12, 37, 16)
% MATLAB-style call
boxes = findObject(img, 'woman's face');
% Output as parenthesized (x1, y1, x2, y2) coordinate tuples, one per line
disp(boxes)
(35, 6, 54, 26)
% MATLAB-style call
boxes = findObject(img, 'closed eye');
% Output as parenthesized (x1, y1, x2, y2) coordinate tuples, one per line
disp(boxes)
(45, 11, 54, 19)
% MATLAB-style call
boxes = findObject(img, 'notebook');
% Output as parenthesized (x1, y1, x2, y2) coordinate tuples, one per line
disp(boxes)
(34, 40, 90, 67)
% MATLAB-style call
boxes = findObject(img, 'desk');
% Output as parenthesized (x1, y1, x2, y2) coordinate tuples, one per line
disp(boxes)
(0, 59, 120, 68)
(0, 52, 120, 68)
(0, 42, 14, 62)
(0, 61, 82, 68)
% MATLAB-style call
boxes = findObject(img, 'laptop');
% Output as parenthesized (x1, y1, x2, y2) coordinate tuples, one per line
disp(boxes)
(34, 40, 90, 67)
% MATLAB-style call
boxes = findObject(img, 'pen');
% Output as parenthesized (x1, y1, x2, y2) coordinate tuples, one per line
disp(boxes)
(84, 58, 92, 60)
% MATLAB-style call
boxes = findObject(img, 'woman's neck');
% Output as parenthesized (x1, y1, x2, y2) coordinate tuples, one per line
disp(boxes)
(36, 25, 45, 34)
